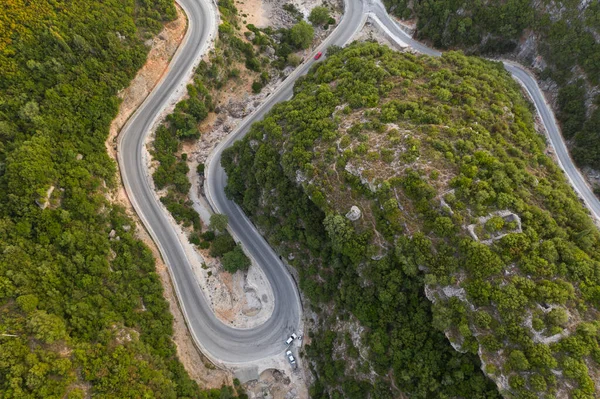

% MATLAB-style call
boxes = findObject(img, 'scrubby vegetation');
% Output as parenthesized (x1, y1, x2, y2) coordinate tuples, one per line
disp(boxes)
(223, 43, 600, 398)
(383, 0, 600, 186)
(150, 0, 255, 251)
(149, 0, 322, 262)
(0, 0, 244, 396)
(245, 3, 342, 71)
(152, 80, 212, 231)
(148, 0, 258, 275)
(309, 6, 332, 26)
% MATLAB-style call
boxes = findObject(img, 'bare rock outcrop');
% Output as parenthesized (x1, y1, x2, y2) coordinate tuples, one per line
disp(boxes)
(345, 205, 362, 221)
(225, 99, 247, 118)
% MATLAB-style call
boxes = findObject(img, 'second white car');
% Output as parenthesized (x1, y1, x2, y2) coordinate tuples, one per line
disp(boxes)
(285, 333, 298, 346)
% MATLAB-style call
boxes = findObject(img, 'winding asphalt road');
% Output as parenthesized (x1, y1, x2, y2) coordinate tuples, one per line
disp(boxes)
(118, 0, 600, 366)
(118, 0, 364, 364)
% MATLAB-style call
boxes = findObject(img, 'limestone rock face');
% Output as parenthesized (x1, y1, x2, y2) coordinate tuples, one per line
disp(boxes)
(345, 205, 361, 221)
(264, 46, 275, 57)
(225, 99, 246, 118)
(36, 185, 55, 210)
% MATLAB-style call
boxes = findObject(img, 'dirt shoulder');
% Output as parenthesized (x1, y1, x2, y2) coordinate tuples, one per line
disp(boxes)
(240, 0, 266, 28)
(106, 4, 232, 388)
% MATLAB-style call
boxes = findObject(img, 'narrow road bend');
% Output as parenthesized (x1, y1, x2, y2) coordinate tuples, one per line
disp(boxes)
(118, 0, 599, 367)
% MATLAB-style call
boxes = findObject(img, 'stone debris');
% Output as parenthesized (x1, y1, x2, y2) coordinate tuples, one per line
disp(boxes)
(345, 205, 362, 221)
(264, 45, 276, 57)
(245, 368, 296, 399)
(295, 169, 307, 183)
(344, 162, 377, 192)
(36, 185, 55, 210)
(225, 99, 247, 118)
(263, 0, 302, 29)
(467, 210, 522, 244)
(442, 286, 467, 301)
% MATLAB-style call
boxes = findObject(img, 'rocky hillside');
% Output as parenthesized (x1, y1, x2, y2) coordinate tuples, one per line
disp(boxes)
(384, 0, 600, 189)
(223, 43, 600, 398)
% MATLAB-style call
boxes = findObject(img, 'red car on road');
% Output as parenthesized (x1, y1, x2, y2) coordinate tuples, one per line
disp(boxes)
(314, 51, 323, 60)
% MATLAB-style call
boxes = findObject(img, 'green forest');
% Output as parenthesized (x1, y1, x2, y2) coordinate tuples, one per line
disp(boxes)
(383, 0, 600, 182)
(0, 0, 241, 397)
(223, 43, 600, 398)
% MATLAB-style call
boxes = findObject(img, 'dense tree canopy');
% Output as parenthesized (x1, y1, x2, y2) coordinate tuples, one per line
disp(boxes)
(0, 0, 240, 396)
(383, 0, 600, 182)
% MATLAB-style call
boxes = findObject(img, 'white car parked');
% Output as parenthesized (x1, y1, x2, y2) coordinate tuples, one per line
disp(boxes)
(285, 333, 298, 346)
(286, 350, 296, 366)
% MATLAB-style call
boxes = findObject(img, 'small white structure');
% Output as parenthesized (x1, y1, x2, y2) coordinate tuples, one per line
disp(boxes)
(345, 205, 362, 221)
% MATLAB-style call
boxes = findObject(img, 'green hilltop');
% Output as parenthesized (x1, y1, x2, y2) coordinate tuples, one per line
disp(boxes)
(223, 42, 600, 398)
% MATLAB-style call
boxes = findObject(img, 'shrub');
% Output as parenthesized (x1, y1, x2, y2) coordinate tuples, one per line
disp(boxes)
(210, 233, 236, 257)
(287, 53, 302, 66)
(221, 246, 251, 273)
(485, 216, 505, 232)
(308, 6, 330, 26)
(201, 230, 216, 241)
(209, 213, 229, 232)
(289, 21, 314, 50)
(252, 80, 263, 93)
